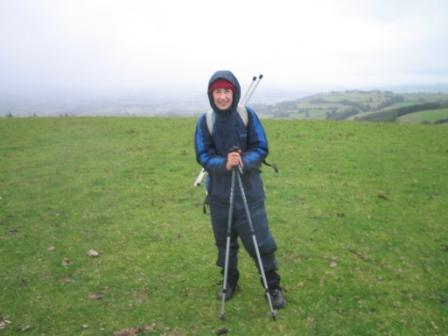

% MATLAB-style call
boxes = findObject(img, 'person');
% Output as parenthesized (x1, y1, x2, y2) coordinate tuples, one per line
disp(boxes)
(194, 70, 286, 309)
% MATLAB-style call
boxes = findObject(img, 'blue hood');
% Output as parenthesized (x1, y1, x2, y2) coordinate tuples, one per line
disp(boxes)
(207, 70, 241, 113)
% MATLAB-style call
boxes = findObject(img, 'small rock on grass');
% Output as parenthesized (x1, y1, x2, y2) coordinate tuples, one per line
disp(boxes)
(114, 327, 142, 336)
(215, 327, 228, 335)
(20, 324, 31, 332)
(88, 293, 104, 300)
(114, 323, 157, 336)
(87, 249, 99, 257)
(0, 317, 12, 330)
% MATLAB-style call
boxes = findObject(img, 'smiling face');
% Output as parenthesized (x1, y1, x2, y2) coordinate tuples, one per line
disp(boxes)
(212, 88, 233, 111)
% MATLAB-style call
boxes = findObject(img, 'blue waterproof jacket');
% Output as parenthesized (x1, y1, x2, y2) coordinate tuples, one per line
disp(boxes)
(194, 70, 269, 205)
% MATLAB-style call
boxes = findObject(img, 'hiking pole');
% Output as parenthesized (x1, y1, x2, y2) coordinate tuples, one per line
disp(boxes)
(240, 74, 263, 107)
(234, 167, 277, 320)
(239, 75, 257, 107)
(193, 168, 207, 187)
(219, 167, 237, 320)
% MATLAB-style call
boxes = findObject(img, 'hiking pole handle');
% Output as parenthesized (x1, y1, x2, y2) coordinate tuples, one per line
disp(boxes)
(229, 146, 243, 175)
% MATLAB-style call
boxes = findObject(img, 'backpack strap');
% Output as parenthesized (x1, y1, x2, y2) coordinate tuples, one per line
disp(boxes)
(262, 159, 279, 173)
(236, 105, 249, 126)
(205, 105, 248, 135)
(205, 109, 215, 135)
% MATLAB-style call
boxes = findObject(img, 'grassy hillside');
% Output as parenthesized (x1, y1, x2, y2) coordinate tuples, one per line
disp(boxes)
(1, 117, 447, 335)
(257, 91, 448, 124)
(397, 107, 448, 124)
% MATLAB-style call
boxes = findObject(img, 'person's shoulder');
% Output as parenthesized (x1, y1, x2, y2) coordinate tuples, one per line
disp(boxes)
(196, 112, 207, 122)
(245, 106, 262, 123)
(245, 105, 256, 114)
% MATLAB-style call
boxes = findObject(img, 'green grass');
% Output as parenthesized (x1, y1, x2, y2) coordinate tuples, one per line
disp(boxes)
(1, 117, 447, 335)
(397, 108, 448, 124)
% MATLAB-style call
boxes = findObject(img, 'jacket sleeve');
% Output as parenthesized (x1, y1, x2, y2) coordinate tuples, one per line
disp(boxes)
(194, 114, 228, 174)
(242, 107, 269, 172)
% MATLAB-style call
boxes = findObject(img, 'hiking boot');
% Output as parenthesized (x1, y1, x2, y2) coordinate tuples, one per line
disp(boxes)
(268, 288, 286, 309)
(217, 284, 239, 301)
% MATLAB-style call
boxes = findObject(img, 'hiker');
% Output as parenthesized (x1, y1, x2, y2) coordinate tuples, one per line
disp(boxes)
(194, 70, 286, 309)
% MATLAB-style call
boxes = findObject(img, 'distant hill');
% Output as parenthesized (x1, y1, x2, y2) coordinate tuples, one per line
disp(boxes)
(0, 86, 310, 117)
(254, 90, 448, 124)
(2, 86, 448, 124)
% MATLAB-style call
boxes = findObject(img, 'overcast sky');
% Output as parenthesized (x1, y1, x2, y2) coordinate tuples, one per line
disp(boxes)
(1, 0, 447, 95)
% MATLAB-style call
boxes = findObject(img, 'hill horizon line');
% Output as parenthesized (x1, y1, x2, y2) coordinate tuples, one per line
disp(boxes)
(2, 82, 448, 118)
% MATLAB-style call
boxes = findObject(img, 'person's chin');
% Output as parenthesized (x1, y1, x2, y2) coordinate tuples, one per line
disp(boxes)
(218, 104, 231, 110)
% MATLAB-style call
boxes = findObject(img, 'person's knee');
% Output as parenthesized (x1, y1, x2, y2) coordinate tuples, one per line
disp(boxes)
(216, 241, 239, 268)
(260, 252, 278, 272)
(258, 236, 277, 255)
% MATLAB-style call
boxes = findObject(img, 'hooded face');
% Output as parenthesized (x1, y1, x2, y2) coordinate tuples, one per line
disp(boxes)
(212, 88, 233, 110)
(207, 70, 241, 113)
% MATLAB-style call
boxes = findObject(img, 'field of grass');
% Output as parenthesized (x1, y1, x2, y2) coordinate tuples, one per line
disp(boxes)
(397, 108, 448, 124)
(1, 117, 447, 335)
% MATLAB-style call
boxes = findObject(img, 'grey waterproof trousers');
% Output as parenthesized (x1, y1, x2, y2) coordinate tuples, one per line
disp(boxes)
(209, 200, 280, 288)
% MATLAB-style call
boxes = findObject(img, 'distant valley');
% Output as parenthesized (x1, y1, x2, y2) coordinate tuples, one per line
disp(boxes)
(2, 84, 448, 124)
